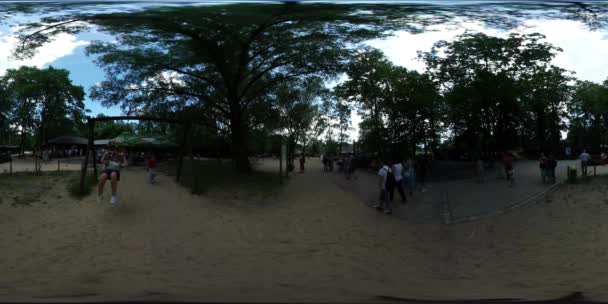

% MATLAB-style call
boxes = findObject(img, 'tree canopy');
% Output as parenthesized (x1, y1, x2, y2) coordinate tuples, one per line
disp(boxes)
(0, 66, 85, 154)
(11, 2, 608, 162)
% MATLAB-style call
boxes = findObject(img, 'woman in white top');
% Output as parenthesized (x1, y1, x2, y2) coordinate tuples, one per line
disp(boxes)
(97, 145, 128, 205)
(392, 159, 406, 203)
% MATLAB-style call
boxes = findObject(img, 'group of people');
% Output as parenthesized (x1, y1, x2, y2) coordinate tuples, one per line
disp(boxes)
(320, 153, 335, 172)
(477, 151, 515, 186)
(319, 153, 357, 179)
(374, 155, 426, 215)
(38, 147, 83, 161)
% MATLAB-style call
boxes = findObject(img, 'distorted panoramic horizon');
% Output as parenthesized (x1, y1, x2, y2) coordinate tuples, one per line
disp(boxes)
(2, 1, 608, 303)
(1, 0, 608, 139)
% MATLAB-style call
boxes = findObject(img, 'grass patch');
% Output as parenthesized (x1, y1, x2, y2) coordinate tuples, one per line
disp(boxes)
(158, 159, 282, 203)
(67, 173, 97, 199)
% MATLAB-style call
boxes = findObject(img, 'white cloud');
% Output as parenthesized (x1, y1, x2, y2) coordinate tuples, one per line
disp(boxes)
(0, 33, 89, 76)
(515, 19, 608, 83)
(344, 18, 608, 140)
(366, 19, 608, 82)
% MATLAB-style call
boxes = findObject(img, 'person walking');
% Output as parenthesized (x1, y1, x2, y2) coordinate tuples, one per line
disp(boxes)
(579, 149, 591, 176)
(321, 154, 327, 172)
(97, 145, 128, 205)
(547, 153, 558, 184)
(299, 153, 306, 173)
(374, 159, 395, 214)
(539, 152, 548, 184)
(405, 155, 416, 196)
(146, 153, 157, 184)
(344, 154, 352, 179)
(392, 158, 407, 203)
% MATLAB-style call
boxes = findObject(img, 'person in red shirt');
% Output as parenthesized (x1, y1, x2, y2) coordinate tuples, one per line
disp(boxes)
(146, 153, 157, 184)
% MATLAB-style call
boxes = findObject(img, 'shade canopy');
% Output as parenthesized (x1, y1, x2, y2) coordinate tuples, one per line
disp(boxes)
(47, 136, 88, 145)
(94, 139, 111, 146)
(0, 145, 19, 151)
(110, 133, 178, 148)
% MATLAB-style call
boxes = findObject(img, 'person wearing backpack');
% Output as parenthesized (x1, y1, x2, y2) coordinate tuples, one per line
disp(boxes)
(374, 159, 395, 214)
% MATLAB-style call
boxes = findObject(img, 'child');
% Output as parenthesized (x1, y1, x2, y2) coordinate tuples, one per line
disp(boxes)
(146, 153, 157, 184)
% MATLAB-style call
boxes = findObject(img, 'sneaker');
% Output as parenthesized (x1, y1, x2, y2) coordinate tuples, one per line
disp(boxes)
(110, 195, 117, 205)
(384, 209, 392, 214)
(373, 204, 382, 210)
(97, 195, 103, 205)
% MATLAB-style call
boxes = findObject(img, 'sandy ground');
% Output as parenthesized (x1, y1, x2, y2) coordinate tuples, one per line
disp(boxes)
(2, 160, 608, 302)
(0, 157, 83, 174)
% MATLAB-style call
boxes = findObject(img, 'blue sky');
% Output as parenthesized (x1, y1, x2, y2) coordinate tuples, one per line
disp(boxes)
(41, 31, 123, 117)
(1, 2, 608, 140)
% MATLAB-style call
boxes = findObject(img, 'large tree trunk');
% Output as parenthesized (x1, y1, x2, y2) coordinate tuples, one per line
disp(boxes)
(229, 106, 251, 172)
(535, 110, 546, 152)
(19, 126, 26, 157)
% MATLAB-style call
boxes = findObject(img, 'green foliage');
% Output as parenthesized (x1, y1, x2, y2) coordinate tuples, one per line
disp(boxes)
(336, 49, 441, 155)
(94, 114, 135, 139)
(566, 79, 608, 152)
(0, 66, 85, 153)
(11, 2, 608, 159)
(420, 32, 572, 155)
(14, 4, 402, 171)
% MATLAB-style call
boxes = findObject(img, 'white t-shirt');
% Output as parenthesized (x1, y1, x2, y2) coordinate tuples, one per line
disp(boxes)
(378, 165, 391, 190)
(393, 163, 403, 181)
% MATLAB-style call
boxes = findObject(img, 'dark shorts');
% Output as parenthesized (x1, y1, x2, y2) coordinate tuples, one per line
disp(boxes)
(102, 169, 120, 181)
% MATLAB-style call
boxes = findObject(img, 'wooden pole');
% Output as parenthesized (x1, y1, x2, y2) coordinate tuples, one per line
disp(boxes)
(9, 157, 12, 174)
(33, 150, 37, 175)
(176, 122, 191, 183)
(79, 119, 93, 195)
(91, 125, 97, 181)
(57, 159, 60, 172)
(279, 141, 283, 184)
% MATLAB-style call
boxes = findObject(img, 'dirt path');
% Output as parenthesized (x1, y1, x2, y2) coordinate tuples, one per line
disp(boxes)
(2, 161, 608, 302)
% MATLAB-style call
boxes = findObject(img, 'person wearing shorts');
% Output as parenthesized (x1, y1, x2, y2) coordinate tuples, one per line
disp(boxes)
(539, 153, 548, 184)
(146, 153, 157, 184)
(97, 146, 127, 205)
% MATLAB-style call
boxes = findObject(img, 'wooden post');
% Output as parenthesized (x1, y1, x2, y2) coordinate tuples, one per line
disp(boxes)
(91, 124, 97, 181)
(176, 122, 191, 183)
(57, 159, 60, 172)
(285, 141, 289, 179)
(9, 157, 12, 174)
(79, 119, 93, 195)
(279, 141, 283, 184)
